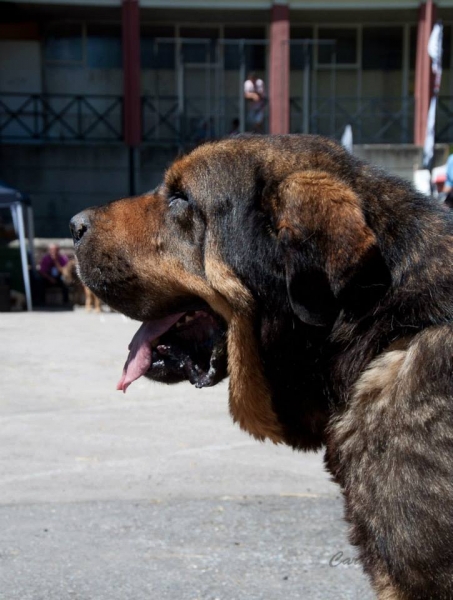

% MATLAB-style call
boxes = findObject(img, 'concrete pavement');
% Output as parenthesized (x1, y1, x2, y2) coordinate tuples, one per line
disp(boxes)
(0, 310, 373, 599)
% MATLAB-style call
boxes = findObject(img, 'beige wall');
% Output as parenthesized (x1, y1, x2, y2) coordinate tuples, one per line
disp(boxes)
(44, 66, 123, 95)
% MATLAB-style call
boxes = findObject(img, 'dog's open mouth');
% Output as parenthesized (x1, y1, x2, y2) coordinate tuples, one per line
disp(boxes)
(117, 309, 227, 393)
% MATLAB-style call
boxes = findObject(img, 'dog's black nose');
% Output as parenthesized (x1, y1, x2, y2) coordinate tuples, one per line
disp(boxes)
(70, 211, 91, 244)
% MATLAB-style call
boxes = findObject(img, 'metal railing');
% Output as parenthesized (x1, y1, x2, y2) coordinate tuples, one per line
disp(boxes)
(291, 96, 415, 144)
(142, 95, 180, 144)
(142, 95, 245, 146)
(436, 96, 453, 143)
(0, 93, 123, 142)
(2, 92, 453, 146)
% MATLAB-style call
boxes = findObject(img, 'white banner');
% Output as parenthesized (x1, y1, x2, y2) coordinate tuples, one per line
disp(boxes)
(423, 23, 443, 169)
(423, 95, 437, 169)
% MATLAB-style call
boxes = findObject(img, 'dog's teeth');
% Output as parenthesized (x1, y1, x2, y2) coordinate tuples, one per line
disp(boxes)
(185, 315, 194, 323)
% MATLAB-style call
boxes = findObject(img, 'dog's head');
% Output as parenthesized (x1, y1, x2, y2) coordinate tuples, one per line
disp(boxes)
(71, 135, 396, 447)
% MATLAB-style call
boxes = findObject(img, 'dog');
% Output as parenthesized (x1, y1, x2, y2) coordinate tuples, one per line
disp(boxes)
(70, 135, 453, 599)
(62, 258, 102, 312)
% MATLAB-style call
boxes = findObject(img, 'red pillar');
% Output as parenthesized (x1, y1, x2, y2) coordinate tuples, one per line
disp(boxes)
(414, 0, 437, 145)
(122, 0, 141, 146)
(269, 1, 290, 135)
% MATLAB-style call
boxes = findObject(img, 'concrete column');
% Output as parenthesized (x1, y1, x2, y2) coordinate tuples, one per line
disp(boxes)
(414, 0, 437, 145)
(122, 0, 141, 147)
(269, 1, 290, 134)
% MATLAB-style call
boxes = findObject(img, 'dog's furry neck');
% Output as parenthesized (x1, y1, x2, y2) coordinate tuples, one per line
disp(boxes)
(255, 166, 453, 450)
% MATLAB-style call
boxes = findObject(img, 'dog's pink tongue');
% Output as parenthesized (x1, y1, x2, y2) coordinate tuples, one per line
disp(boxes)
(117, 314, 184, 393)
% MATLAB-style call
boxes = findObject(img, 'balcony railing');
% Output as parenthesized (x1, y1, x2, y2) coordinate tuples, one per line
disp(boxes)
(436, 96, 453, 143)
(1, 92, 453, 146)
(0, 94, 123, 142)
(291, 96, 415, 144)
(142, 95, 245, 146)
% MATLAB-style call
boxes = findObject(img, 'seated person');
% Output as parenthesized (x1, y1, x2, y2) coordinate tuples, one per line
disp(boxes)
(39, 243, 70, 304)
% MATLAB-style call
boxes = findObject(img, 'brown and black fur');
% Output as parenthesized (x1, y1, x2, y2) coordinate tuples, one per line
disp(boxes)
(71, 135, 453, 599)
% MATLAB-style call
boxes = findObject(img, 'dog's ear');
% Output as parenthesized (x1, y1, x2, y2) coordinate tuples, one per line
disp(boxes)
(275, 171, 389, 327)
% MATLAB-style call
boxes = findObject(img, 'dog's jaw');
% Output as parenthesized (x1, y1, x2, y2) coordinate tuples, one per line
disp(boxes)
(118, 310, 228, 392)
(116, 314, 184, 393)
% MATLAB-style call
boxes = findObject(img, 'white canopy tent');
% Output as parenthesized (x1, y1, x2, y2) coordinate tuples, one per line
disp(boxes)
(0, 184, 35, 311)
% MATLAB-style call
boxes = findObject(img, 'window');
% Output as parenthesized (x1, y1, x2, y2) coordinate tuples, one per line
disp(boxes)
(45, 22, 122, 68)
(223, 27, 266, 71)
(44, 23, 83, 63)
(141, 26, 175, 69)
(86, 24, 121, 69)
(318, 27, 357, 65)
(290, 27, 313, 70)
(362, 27, 403, 70)
(443, 25, 451, 69)
(180, 27, 219, 63)
(224, 26, 265, 40)
(409, 25, 417, 69)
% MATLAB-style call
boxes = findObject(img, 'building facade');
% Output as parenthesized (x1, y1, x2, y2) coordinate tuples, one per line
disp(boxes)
(0, 0, 452, 235)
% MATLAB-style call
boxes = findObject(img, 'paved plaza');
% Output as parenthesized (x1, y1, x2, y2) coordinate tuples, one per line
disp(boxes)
(0, 309, 373, 599)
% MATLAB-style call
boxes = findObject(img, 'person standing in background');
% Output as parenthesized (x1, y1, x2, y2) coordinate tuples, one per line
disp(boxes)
(244, 72, 266, 133)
